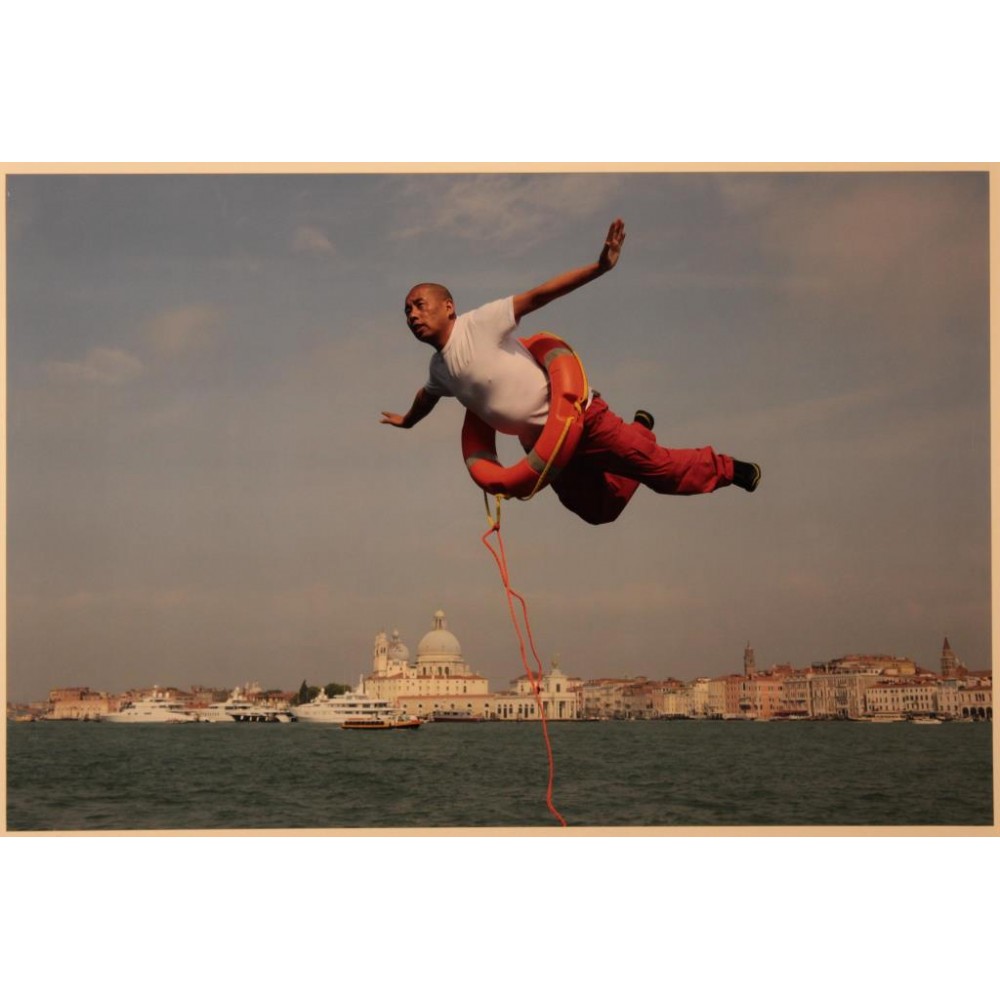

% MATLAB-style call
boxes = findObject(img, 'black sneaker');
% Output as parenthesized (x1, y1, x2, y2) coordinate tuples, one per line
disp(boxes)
(732, 460, 761, 493)
(634, 409, 655, 431)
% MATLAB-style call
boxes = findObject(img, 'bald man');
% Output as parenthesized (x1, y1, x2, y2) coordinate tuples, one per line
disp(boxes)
(382, 220, 760, 524)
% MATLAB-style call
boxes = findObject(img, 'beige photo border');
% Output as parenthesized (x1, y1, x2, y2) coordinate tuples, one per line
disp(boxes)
(1, 161, 996, 838)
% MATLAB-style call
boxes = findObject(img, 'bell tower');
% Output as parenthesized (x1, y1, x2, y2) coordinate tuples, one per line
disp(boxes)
(373, 630, 389, 677)
(940, 637, 965, 679)
(744, 641, 756, 677)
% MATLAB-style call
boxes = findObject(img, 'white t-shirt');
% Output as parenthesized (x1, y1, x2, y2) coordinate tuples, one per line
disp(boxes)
(424, 296, 550, 437)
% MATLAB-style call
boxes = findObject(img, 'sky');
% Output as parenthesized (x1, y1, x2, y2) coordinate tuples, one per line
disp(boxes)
(4, 169, 992, 703)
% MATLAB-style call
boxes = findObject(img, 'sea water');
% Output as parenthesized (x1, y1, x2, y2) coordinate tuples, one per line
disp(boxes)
(5, 719, 993, 831)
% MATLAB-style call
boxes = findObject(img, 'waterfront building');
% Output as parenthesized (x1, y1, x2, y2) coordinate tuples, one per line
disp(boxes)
(707, 674, 744, 718)
(653, 685, 694, 717)
(865, 677, 940, 718)
(490, 661, 580, 720)
(705, 677, 725, 718)
(44, 687, 117, 720)
(648, 679, 689, 718)
(576, 676, 669, 719)
(620, 679, 690, 719)
(808, 671, 881, 719)
(740, 666, 801, 719)
(824, 653, 918, 676)
(579, 678, 633, 719)
(689, 678, 711, 717)
(737, 676, 752, 716)
(368, 611, 493, 718)
(937, 676, 992, 720)
(623, 680, 657, 719)
(780, 671, 812, 718)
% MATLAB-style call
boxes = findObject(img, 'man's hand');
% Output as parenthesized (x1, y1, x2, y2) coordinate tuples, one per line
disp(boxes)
(380, 388, 439, 429)
(598, 218, 626, 273)
(512, 219, 628, 322)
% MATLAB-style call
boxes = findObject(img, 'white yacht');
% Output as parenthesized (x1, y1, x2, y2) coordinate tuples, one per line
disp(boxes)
(101, 689, 195, 724)
(291, 681, 396, 724)
(195, 688, 294, 723)
(227, 700, 294, 723)
(193, 693, 239, 723)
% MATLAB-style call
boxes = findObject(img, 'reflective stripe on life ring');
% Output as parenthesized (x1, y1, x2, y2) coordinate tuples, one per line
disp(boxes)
(460, 332, 588, 499)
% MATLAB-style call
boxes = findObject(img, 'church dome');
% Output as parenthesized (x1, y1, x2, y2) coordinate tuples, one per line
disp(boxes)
(387, 628, 410, 663)
(416, 610, 463, 661)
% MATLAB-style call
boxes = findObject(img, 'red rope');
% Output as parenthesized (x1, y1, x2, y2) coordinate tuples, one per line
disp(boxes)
(481, 504, 567, 827)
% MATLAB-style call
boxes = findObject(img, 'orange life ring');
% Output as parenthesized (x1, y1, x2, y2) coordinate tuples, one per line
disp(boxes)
(461, 332, 589, 499)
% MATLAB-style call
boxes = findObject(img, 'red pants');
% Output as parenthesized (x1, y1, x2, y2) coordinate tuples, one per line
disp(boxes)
(550, 395, 734, 525)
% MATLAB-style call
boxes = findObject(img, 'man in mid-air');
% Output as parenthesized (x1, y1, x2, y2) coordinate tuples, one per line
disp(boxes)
(381, 219, 760, 524)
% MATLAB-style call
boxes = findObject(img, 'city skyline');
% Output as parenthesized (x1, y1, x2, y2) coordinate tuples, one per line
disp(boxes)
(8, 611, 988, 708)
(23, 630, 993, 728)
(5, 168, 992, 704)
(24, 628, 992, 725)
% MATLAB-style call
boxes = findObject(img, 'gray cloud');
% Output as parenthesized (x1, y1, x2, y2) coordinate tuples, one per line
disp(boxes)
(45, 346, 145, 386)
(144, 304, 226, 359)
(291, 224, 336, 256)
(391, 173, 623, 247)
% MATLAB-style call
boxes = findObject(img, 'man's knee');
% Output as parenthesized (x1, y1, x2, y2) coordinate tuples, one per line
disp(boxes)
(555, 490, 627, 525)
(575, 506, 624, 526)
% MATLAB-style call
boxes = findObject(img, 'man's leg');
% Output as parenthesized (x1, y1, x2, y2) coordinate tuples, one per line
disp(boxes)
(573, 396, 740, 496)
(551, 461, 640, 525)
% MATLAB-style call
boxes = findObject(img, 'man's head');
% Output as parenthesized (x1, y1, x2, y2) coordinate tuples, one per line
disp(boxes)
(404, 283, 456, 348)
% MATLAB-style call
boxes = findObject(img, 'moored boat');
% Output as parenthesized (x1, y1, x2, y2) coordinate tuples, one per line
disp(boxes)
(342, 715, 422, 731)
(101, 689, 195, 723)
(228, 703, 295, 723)
(427, 709, 482, 723)
(291, 682, 395, 725)
(196, 688, 295, 723)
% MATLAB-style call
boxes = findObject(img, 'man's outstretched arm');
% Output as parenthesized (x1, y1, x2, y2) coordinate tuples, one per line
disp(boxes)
(381, 387, 440, 428)
(512, 218, 626, 322)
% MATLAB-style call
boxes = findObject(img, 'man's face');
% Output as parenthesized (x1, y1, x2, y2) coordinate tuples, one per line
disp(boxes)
(404, 286, 454, 345)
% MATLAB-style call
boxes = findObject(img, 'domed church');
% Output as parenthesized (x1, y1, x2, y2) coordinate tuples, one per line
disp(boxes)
(366, 609, 580, 721)
(368, 610, 492, 713)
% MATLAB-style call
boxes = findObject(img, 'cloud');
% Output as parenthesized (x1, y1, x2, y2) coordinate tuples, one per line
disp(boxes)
(145, 304, 225, 358)
(392, 174, 623, 247)
(291, 224, 336, 256)
(747, 175, 985, 299)
(772, 184, 953, 280)
(45, 347, 145, 386)
(707, 173, 985, 295)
